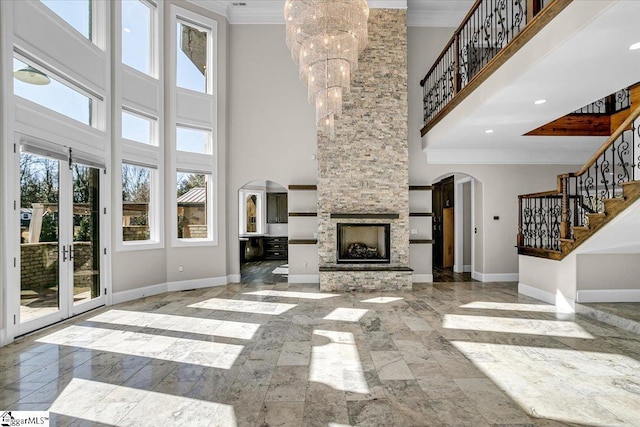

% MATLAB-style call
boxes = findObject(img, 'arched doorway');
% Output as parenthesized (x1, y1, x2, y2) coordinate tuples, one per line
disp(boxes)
(238, 180, 288, 283)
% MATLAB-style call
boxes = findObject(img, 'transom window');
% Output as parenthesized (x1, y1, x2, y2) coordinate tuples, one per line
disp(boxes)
(122, 110, 154, 145)
(40, 0, 92, 40)
(176, 126, 211, 154)
(13, 57, 93, 126)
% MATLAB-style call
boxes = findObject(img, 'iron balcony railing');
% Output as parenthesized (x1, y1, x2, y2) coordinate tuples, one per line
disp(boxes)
(518, 105, 640, 252)
(420, 0, 558, 131)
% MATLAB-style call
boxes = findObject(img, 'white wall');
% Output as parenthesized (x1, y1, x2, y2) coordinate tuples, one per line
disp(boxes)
(227, 24, 318, 276)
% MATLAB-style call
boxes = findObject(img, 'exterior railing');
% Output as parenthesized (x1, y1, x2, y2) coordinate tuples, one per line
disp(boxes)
(420, 0, 558, 129)
(518, 105, 640, 251)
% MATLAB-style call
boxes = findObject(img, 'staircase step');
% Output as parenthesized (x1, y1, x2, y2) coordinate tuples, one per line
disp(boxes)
(603, 198, 626, 214)
(621, 181, 640, 199)
(586, 212, 607, 228)
(572, 226, 591, 240)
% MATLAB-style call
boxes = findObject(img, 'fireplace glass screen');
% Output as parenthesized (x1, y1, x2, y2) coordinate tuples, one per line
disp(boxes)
(337, 223, 390, 264)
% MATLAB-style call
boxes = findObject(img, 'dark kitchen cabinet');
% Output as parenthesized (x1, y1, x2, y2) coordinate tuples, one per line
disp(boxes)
(267, 193, 288, 224)
(264, 236, 288, 260)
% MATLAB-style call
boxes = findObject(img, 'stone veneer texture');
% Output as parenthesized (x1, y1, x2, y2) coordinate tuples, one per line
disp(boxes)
(317, 10, 410, 291)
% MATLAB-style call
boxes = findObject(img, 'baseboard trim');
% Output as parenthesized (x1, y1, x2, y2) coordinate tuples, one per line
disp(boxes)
(473, 272, 519, 282)
(167, 276, 229, 292)
(453, 265, 472, 274)
(412, 274, 433, 283)
(577, 289, 640, 303)
(112, 275, 232, 305)
(0, 328, 8, 347)
(518, 283, 575, 312)
(111, 283, 167, 305)
(227, 274, 241, 284)
(288, 274, 319, 284)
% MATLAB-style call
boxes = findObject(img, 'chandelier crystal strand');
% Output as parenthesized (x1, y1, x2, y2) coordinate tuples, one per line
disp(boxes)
(285, 0, 369, 139)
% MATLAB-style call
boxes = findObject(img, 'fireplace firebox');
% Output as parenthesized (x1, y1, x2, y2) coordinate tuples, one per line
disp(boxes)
(337, 223, 390, 264)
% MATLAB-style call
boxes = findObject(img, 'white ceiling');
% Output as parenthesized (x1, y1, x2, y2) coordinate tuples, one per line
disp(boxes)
(423, 0, 640, 165)
(185, 0, 475, 26)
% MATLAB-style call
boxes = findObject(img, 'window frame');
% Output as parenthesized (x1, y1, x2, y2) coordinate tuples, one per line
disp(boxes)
(174, 169, 215, 245)
(120, 0, 157, 77)
(12, 52, 100, 128)
(174, 15, 214, 95)
(120, 162, 154, 245)
(169, 5, 218, 248)
(122, 107, 156, 146)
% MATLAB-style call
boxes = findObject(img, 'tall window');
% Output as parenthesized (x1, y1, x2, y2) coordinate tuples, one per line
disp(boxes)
(122, 164, 153, 242)
(40, 0, 92, 40)
(176, 21, 209, 93)
(122, 0, 152, 75)
(13, 57, 93, 126)
(177, 172, 209, 240)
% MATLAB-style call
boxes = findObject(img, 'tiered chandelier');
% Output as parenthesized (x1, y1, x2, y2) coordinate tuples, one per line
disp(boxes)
(285, 0, 369, 138)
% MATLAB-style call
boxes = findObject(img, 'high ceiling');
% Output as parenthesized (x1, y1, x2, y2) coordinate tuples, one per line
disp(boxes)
(423, 0, 640, 165)
(185, 0, 475, 26)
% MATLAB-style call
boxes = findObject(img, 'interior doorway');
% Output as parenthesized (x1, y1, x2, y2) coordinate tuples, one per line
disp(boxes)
(238, 179, 289, 283)
(432, 174, 477, 282)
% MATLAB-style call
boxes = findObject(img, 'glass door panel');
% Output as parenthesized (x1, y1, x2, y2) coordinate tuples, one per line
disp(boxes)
(72, 164, 101, 306)
(19, 152, 61, 323)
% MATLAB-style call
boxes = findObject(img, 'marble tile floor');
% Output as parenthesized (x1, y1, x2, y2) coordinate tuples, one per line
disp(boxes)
(2, 281, 640, 426)
(241, 260, 289, 284)
(577, 302, 640, 336)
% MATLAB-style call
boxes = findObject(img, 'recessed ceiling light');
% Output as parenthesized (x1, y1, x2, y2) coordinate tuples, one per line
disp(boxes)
(534, 99, 547, 105)
(485, 129, 494, 134)
(629, 41, 640, 51)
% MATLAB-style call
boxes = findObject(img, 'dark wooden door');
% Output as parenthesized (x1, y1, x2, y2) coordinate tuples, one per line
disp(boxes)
(432, 182, 443, 267)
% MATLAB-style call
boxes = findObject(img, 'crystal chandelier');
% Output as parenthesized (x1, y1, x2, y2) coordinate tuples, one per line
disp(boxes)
(285, 0, 369, 138)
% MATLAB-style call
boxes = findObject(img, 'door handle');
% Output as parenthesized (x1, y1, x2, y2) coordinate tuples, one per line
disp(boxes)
(62, 245, 68, 262)
(69, 244, 74, 261)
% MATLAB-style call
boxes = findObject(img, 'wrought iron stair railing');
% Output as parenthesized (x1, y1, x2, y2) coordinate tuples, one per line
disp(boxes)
(517, 105, 640, 256)
(419, 0, 571, 135)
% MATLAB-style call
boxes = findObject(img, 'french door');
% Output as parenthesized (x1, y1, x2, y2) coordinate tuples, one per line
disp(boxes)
(16, 141, 106, 335)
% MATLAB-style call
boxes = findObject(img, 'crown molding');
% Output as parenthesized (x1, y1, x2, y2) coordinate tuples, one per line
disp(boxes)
(187, 0, 410, 25)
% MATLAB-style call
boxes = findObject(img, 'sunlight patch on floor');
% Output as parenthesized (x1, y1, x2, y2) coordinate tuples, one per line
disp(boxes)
(189, 298, 296, 315)
(360, 296, 404, 304)
(88, 309, 261, 340)
(37, 325, 243, 369)
(323, 308, 369, 322)
(243, 290, 339, 300)
(452, 341, 640, 426)
(49, 378, 237, 426)
(443, 314, 594, 339)
(460, 301, 560, 313)
(310, 330, 369, 394)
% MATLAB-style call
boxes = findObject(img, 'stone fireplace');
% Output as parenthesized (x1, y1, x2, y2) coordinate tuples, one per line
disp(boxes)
(317, 9, 411, 292)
